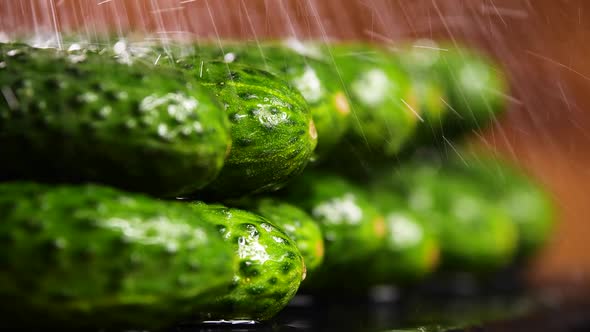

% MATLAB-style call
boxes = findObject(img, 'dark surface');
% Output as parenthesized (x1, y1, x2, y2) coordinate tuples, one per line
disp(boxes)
(172, 278, 590, 332)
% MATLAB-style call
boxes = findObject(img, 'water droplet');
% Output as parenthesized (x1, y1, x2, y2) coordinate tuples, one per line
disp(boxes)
(113, 40, 127, 55)
(223, 52, 236, 63)
(260, 223, 274, 232)
(99, 106, 112, 118)
(292, 66, 322, 102)
(68, 53, 87, 64)
(67, 43, 82, 52)
(166, 242, 178, 254)
(125, 119, 137, 129)
(117, 91, 128, 100)
(6, 49, 20, 57)
(79, 92, 98, 103)
(158, 123, 169, 137)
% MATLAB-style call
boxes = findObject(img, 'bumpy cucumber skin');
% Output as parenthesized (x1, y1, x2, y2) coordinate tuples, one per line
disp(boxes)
(249, 198, 325, 276)
(0, 182, 234, 329)
(329, 43, 419, 157)
(386, 164, 518, 273)
(368, 190, 440, 284)
(196, 42, 351, 158)
(283, 172, 386, 288)
(0, 43, 230, 198)
(192, 203, 305, 321)
(179, 60, 317, 198)
(447, 152, 554, 258)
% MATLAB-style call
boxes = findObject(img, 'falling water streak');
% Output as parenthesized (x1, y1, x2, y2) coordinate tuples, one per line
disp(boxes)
(303, 0, 373, 150)
(278, 0, 300, 39)
(240, 0, 269, 70)
(480, 4, 529, 19)
(49, 0, 63, 49)
(481, 0, 508, 27)
(401, 98, 424, 123)
(526, 50, 590, 82)
(464, 1, 518, 162)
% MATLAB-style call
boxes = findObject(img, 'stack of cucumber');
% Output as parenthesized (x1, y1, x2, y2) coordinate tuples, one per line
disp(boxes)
(0, 39, 554, 328)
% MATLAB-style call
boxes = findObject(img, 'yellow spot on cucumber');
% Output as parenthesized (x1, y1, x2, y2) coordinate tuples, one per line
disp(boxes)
(309, 120, 318, 141)
(334, 91, 351, 116)
(315, 239, 324, 263)
(301, 260, 307, 281)
(373, 215, 386, 239)
(426, 241, 441, 271)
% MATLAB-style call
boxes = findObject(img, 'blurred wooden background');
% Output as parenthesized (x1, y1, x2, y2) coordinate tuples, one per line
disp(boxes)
(1, 0, 589, 285)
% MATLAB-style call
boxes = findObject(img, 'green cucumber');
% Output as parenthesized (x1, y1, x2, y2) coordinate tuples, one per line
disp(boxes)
(0, 43, 230, 198)
(180, 60, 317, 198)
(368, 189, 440, 284)
(192, 203, 305, 321)
(436, 45, 508, 131)
(245, 197, 324, 276)
(0, 182, 234, 329)
(447, 151, 555, 258)
(396, 41, 508, 137)
(385, 163, 519, 272)
(329, 43, 419, 157)
(396, 41, 449, 143)
(196, 41, 351, 158)
(282, 171, 386, 288)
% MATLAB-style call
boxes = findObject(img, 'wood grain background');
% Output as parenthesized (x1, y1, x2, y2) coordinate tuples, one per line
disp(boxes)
(1, 0, 589, 285)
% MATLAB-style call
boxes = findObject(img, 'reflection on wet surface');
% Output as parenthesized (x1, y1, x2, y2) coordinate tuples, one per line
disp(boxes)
(175, 277, 590, 332)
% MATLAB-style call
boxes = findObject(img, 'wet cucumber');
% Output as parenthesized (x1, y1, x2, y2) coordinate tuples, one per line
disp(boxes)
(0, 182, 235, 329)
(243, 197, 325, 276)
(447, 151, 555, 258)
(195, 41, 351, 158)
(191, 203, 305, 321)
(178, 60, 317, 198)
(435, 45, 508, 132)
(395, 41, 449, 144)
(395, 41, 508, 139)
(282, 171, 386, 288)
(367, 189, 440, 284)
(0, 43, 230, 198)
(384, 163, 519, 273)
(328, 43, 419, 157)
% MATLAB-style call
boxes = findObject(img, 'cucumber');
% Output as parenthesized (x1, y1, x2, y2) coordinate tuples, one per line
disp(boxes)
(396, 41, 508, 138)
(192, 203, 305, 321)
(180, 60, 317, 198)
(447, 151, 555, 258)
(436, 45, 508, 131)
(328, 43, 419, 157)
(244, 197, 324, 276)
(282, 171, 386, 288)
(0, 43, 230, 198)
(396, 41, 449, 143)
(196, 42, 351, 158)
(0, 182, 234, 329)
(368, 189, 440, 284)
(384, 163, 519, 273)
